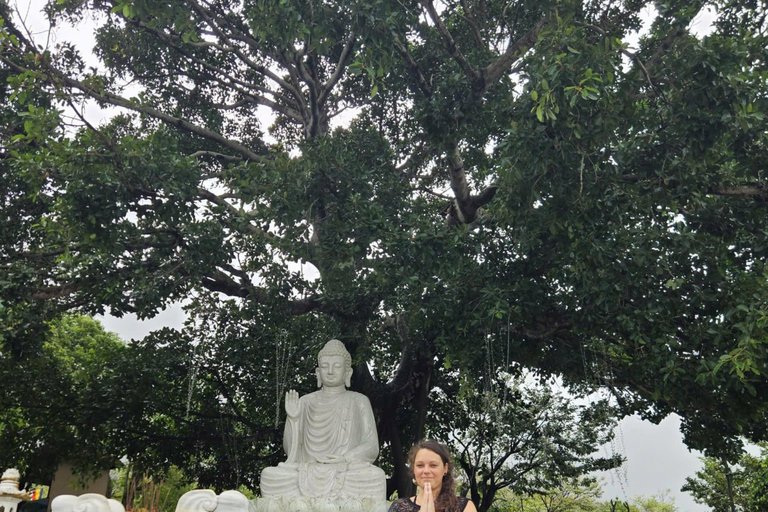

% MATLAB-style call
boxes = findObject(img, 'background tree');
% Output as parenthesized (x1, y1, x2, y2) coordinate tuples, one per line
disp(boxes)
(110, 465, 198, 512)
(523, 479, 603, 512)
(430, 372, 620, 512)
(626, 492, 677, 512)
(682, 445, 768, 512)
(0, 0, 65, 362)
(0, 315, 125, 482)
(1, 0, 767, 496)
(487, 484, 676, 512)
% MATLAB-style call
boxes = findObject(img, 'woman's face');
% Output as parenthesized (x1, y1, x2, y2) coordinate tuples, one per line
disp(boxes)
(413, 448, 449, 494)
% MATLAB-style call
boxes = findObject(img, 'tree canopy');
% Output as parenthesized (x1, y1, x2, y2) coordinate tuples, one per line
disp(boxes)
(0, 314, 125, 482)
(1, 0, 768, 502)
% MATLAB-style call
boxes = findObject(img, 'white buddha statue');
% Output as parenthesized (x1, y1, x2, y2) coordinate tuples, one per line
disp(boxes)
(260, 339, 387, 502)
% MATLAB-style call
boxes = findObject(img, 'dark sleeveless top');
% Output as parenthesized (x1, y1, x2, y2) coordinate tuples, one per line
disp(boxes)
(388, 497, 470, 512)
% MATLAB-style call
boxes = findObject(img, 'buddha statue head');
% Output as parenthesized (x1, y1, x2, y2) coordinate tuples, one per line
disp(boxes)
(316, 339, 353, 389)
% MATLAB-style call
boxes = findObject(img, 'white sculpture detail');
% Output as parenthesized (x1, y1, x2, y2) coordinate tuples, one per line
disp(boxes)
(51, 493, 125, 512)
(175, 490, 248, 512)
(0, 468, 29, 512)
(258, 340, 387, 511)
(173, 340, 390, 512)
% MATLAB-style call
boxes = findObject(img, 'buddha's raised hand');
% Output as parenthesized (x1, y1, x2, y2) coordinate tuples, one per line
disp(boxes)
(285, 389, 300, 419)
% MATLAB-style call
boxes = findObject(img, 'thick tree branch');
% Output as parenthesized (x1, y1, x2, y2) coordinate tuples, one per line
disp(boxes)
(446, 143, 471, 205)
(282, 45, 325, 136)
(271, 50, 313, 129)
(482, 19, 547, 88)
(395, 37, 433, 98)
(2, 55, 268, 162)
(196, 187, 273, 240)
(645, 28, 688, 72)
(620, 175, 768, 199)
(319, 29, 357, 106)
(190, 150, 243, 163)
(30, 282, 84, 301)
(185, 0, 304, 101)
(421, 0, 481, 85)
(711, 185, 768, 199)
(459, 0, 486, 47)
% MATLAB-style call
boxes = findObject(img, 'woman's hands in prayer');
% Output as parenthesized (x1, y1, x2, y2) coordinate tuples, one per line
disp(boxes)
(419, 483, 436, 512)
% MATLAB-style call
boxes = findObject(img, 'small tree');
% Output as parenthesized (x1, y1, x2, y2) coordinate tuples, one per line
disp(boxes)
(430, 372, 621, 512)
(682, 446, 768, 512)
(528, 479, 603, 512)
(111, 465, 196, 512)
(630, 491, 677, 512)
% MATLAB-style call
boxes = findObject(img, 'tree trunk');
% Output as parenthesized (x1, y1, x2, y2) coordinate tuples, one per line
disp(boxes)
(382, 403, 410, 498)
(122, 464, 132, 508)
(414, 360, 432, 441)
(477, 486, 497, 512)
(722, 457, 736, 512)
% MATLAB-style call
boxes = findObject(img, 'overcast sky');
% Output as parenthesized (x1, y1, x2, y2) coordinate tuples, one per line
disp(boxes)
(9, 0, 722, 509)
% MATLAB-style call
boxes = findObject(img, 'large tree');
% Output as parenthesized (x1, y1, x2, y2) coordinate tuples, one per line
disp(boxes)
(1, 0, 768, 496)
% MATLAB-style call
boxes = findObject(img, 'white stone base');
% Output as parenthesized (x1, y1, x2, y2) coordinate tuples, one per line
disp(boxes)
(254, 497, 390, 512)
(51, 493, 125, 512)
(175, 491, 390, 512)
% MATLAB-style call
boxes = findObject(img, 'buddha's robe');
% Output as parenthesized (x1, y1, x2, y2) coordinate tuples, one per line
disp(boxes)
(260, 389, 386, 500)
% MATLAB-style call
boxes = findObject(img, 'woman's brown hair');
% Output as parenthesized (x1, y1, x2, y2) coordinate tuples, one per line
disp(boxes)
(408, 440, 460, 512)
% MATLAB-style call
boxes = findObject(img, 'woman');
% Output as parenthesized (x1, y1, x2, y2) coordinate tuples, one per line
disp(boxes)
(389, 440, 478, 512)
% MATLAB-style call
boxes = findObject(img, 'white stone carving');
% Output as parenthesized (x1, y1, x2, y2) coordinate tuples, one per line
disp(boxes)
(175, 490, 248, 512)
(175, 490, 218, 512)
(260, 341, 386, 504)
(50, 493, 124, 512)
(174, 341, 390, 512)
(0, 468, 29, 512)
(107, 499, 126, 512)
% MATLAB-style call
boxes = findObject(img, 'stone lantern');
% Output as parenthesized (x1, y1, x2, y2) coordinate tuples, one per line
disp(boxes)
(0, 469, 29, 512)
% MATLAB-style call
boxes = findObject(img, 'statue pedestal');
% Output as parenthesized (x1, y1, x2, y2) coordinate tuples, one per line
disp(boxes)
(255, 497, 390, 512)
(174, 491, 390, 512)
